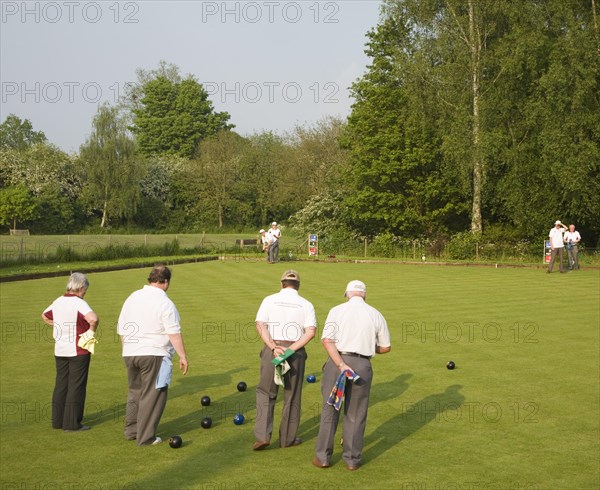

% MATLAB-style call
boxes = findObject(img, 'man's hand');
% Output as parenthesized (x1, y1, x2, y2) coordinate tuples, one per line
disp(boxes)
(180, 357, 189, 375)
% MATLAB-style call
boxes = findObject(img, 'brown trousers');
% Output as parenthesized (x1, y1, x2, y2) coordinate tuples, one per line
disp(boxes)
(124, 356, 167, 445)
(254, 346, 306, 446)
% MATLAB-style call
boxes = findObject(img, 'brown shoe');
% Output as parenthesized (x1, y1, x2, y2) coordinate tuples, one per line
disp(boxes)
(346, 463, 360, 471)
(312, 456, 330, 468)
(252, 441, 270, 451)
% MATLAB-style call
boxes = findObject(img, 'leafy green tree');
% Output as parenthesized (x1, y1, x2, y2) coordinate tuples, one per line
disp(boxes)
(130, 63, 233, 159)
(79, 103, 142, 228)
(344, 4, 466, 238)
(0, 114, 46, 150)
(0, 185, 37, 230)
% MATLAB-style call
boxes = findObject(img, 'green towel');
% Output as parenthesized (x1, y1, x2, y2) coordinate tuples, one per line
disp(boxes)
(271, 348, 295, 366)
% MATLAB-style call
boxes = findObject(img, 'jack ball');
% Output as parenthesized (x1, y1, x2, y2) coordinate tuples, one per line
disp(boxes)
(168, 435, 183, 448)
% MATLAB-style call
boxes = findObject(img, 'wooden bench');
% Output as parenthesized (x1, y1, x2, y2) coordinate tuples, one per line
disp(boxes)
(236, 238, 259, 249)
(9, 229, 30, 236)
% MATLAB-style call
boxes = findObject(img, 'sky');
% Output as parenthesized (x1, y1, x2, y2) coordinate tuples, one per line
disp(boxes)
(1, 0, 382, 153)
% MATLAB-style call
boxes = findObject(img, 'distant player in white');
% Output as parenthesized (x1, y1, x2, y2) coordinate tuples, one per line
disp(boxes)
(547, 220, 568, 273)
(563, 224, 582, 270)
(268, 222, 281, 263)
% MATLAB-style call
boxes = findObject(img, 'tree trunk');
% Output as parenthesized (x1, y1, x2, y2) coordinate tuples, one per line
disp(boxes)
(469, 0, 483, 234)
(593, 0, 600, 59)
(218, 203, 223, 228)
(101, 199, 108, 228)
(13, 217, 16, 230)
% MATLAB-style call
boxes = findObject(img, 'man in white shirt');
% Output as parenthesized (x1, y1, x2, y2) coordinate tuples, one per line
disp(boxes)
(260, 229, 274, 263)
(547, 220, 568, 273)
(267, 222, 281, 263)
(253, 270, 316, 450)
(313, 280, 391, 471)
(118, 265, 189, 446)
(563, 224, 582, 270)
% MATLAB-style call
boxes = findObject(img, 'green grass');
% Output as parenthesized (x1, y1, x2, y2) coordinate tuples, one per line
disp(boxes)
(1, 262, 598, 489)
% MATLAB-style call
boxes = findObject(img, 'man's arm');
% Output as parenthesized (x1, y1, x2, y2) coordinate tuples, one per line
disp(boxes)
(322, 338, 348, 373)
(167, 333, 189, 375)
(376, 345, 391, 354)
(289, 326, 316, 352)
(256, 321, 285, 356)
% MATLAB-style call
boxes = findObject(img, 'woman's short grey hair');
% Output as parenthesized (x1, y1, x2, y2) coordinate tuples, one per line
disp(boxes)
(66, 273, 89, 292)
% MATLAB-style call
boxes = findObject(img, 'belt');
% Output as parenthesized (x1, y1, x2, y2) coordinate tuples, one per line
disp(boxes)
(339, 351, 371, 360)
(274, 340, 294, 347)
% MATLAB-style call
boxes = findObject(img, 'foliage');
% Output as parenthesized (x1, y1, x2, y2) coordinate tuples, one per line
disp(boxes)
(130, 63, 233, 159)
(79, 103, 142, 228)
(0, 185, 38, 229)
(0, 114, 47, 150)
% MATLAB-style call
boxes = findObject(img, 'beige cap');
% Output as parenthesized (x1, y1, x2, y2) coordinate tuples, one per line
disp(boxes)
(554, 220, 563, 225)
(281, 270, 300, 282)
(259, 229, 265, 233)
(345, 280, 366, 296)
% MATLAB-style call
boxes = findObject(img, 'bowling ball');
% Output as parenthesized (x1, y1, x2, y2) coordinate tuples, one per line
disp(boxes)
(306, 375, 316, 383)
(233, 414, 245, 425)
(200, 395, 211, 406)
(446, 361, 456, 370)
(168, 435, 183, 448)
(201, 417, 212, 429)
(237, 381, 247, 392)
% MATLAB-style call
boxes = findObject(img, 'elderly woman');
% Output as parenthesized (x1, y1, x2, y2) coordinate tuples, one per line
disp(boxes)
(41, 273, 99, 431)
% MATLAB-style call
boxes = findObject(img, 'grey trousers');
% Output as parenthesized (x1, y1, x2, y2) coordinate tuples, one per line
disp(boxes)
(315, 355, 373, 467)
(567, 245, 579, 269)
(254, 346, 306, 446)
(548, 247, 564, 272)
(268, 240, 279, 263)
(124, 356, 167, 446)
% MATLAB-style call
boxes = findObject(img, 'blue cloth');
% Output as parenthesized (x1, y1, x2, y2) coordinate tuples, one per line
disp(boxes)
(155, 356, 172, 389)
(326, 368, 360, 411)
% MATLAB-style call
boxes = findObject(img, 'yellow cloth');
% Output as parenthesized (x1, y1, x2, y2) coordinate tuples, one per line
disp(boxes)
(274, 360, 290, 386)
(77, 330, 98, 354)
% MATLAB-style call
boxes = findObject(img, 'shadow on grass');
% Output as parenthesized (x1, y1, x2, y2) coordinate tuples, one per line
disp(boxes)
(363, 384, 465, 464)
(294, 373, 412, 462)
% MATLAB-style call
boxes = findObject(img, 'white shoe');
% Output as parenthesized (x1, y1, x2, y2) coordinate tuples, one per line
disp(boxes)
(151, 437, 162, 445)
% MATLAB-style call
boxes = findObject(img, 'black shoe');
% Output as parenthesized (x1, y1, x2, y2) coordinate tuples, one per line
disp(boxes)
(64, 425, 90, 432)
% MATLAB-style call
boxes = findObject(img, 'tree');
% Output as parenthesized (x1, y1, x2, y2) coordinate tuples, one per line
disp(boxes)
(344, 4, 466, 238)
(182, 131, 248, 228)
(0, 185, 37, 230)
(130, 63, 233, 159)
(0, 114, 46, 150)
(79, 103, 142, 228)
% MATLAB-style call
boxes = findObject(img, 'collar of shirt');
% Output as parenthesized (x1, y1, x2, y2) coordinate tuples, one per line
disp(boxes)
(143, 284, 167, 296)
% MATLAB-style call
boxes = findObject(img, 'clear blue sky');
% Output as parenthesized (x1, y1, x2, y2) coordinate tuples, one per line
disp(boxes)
(1, 1, 382, 152)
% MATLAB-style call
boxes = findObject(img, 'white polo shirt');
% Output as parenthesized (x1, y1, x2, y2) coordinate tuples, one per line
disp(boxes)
(43, 294, 93, 357)
(268, 227, 281, 242)
(322, 296, 391, 358)
(118, 285, 181, 358)
(262, 234, 274, 246)
(564, 230, 581, 244)
(549, 227, 565, 248)
(256, 288, 317, 341)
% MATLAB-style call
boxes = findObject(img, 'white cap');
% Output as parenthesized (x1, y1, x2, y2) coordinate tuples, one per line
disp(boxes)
(554, 220, 563, 225)
(259, 229, 265, 233)
(271, 222, 277, 226)
(344, 280, 366, 296)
